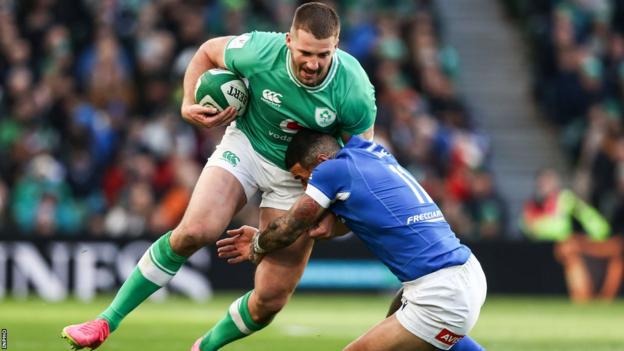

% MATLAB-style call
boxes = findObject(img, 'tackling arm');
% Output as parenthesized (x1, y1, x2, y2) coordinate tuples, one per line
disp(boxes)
(216, 194, 328, 264)
(256, 194, 327, 253)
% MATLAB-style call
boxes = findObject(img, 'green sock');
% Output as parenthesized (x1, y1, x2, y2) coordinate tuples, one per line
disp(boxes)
(98, 231, 186, 332)
(199, 291, 269, 351)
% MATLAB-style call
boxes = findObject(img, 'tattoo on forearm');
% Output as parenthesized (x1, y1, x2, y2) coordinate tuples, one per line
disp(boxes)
(293, 197, 319, 220)
(258, 196, 322, 252)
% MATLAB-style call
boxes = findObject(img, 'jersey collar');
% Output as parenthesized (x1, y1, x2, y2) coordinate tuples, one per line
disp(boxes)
(344, 135, 368, 149)
(285, 49, 340, 93)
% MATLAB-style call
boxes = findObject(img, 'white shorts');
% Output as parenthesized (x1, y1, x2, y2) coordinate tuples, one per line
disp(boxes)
(206, 124, 303, 210)
(395, 254, 487, 350)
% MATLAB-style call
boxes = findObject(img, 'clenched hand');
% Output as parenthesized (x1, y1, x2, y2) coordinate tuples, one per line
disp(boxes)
(181, 104, 238, 129)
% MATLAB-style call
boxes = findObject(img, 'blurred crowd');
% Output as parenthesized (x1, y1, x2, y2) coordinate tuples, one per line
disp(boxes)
(503, 0, 624, 238)
(0, 0, 507, 240)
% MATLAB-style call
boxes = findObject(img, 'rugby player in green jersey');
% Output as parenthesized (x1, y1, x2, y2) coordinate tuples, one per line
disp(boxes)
(62, 3, 376, 350)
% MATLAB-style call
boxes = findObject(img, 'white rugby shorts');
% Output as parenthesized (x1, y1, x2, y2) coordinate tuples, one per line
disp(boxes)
(395, 254, 487, 350)
(206, 124, 303, 210)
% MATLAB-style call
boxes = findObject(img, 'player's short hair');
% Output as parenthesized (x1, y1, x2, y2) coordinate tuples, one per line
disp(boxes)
(285, 128, 340, 169)
(292, 2, 340, 39)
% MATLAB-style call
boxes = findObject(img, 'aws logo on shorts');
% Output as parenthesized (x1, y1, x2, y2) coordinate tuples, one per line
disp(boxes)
(221, 151, 240, 167)
(435, 329, 464, 347)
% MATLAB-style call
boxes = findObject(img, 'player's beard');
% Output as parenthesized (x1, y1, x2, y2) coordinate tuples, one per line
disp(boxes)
(298, 65, 324, 86)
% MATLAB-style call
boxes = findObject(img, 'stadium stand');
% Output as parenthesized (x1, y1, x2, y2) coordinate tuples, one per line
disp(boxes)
(501, 0, 624, 230)
(0, 0, 507, 240)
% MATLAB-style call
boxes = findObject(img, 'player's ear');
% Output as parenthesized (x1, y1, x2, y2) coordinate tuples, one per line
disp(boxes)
(317, 153, 330, 163)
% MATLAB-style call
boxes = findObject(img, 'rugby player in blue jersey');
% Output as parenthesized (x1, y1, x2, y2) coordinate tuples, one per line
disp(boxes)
(217, 129, 487, 351)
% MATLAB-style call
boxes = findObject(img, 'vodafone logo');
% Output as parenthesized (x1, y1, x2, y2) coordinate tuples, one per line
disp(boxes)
(279, 119, 302, 134)
(435, 329, 464, 346)
(262, 89, 283, 105)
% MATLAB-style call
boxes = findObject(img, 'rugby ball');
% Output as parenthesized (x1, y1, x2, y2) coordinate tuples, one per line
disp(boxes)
(194, 68, 249, 116)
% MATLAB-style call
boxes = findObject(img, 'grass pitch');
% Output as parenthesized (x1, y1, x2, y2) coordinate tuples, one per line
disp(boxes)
(2, 293, 624, 350)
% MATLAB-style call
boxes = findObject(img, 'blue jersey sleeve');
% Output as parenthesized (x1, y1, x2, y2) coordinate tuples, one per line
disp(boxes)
(306, 159, 350, 208)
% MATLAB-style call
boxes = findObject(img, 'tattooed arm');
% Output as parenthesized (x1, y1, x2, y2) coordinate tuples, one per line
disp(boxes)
(257, 194, 326, 252)
(217, 194, 327, 264)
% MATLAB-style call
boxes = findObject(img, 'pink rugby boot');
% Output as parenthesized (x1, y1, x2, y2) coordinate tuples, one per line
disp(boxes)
(190, 337, 203, 351)
(61, 319, 110, 350)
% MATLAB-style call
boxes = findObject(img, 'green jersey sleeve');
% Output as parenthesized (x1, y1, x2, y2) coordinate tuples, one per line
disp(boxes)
(224, 31, 285, 78)
(337, 58, 377, 136)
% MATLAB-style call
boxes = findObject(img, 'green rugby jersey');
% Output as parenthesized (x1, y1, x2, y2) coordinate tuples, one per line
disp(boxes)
(223, 31, 376, 169)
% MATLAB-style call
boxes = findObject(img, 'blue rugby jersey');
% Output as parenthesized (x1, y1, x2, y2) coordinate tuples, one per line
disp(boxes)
(306, 136, 471, 282)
